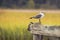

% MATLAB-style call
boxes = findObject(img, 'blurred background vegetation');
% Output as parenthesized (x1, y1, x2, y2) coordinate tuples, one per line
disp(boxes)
(0, 0, 60, 40)
(0, 0, 60, 9)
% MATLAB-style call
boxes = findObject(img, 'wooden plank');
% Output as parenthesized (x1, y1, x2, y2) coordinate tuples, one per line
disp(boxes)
(48, 36, 60, 40)
(28, 22, 60, 40)
(33, 35, 60, 40)
(29, 23, 60, 37)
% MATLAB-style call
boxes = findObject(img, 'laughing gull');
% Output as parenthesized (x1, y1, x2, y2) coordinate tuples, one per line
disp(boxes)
(30, 12, 45, 24)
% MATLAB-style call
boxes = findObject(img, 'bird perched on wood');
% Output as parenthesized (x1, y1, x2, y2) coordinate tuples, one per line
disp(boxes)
(30, 12, 45, 24)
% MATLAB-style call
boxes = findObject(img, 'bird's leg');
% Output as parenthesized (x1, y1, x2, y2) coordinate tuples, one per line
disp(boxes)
(39, 19, 41, 24)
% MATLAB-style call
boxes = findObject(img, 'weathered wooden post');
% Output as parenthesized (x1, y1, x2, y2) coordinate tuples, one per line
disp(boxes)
(28, 22, 44, 40)
(27, 22, 60, 40)
(33, 34, 43, 40)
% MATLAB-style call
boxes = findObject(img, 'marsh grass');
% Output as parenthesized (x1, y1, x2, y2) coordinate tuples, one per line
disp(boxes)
(0, 26, 32, 40)
(0, 10, 60, 40)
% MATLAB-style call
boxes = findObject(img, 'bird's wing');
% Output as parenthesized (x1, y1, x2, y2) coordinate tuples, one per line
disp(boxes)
(35, 14, 42, 18)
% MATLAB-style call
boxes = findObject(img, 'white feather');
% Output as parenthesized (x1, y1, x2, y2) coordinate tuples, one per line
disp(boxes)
(40, 12, 45, 18)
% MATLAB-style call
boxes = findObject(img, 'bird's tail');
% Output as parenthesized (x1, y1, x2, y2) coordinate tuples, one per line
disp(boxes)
(29, 17, 34, 19)
(29, 17, 32, 19)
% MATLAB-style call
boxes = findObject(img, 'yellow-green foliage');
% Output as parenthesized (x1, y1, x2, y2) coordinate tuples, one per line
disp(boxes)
(0, 10, 60, 28)
(0, 10, 60, 40)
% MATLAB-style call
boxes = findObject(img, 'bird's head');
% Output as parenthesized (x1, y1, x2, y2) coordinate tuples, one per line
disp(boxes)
(40, 11, 45, 14)
(39, 12, 45, 15)
(39, 11, 45, 17)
